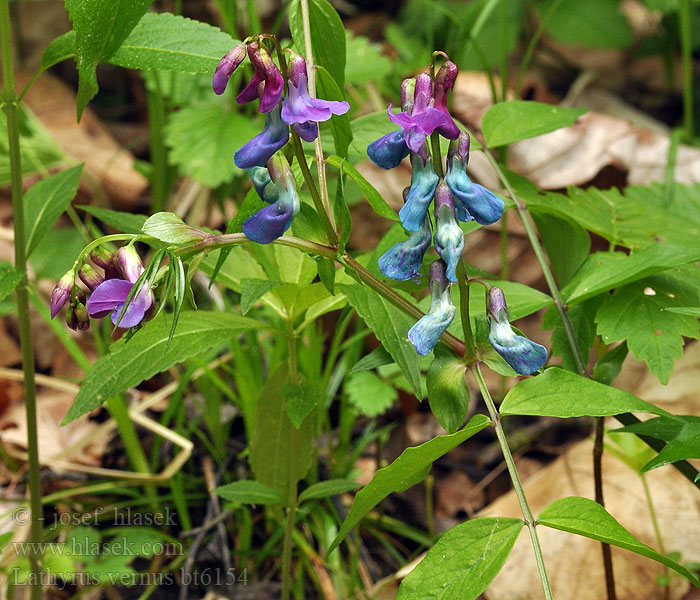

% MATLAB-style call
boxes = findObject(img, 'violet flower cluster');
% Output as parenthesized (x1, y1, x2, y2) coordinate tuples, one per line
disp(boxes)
(213, 40, 349, 244)
(51, 245, 154, 330)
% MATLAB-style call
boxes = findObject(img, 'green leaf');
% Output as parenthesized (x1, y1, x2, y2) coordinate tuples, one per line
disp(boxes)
(481, 101, 586, 148)
(532, 212, 590, 287)
(240, 279, 284, 315)
(339, 283, 422, 397)
(0, 532, 13, 551)
(142, 212, 207, 245)
(539, 497, 700, 589)
(345, 371, 397, 417)
(328, 414, 491, 553)
(562, 243, 700, 304)
(77, 205, 147, 234)
(316, 257, 336, 295)
(274, 244, 317, 285)
(538, 0, 632, 49)
(164, 102, 260, 187)
(396, 517, 523, 600)
(24, 165, 83, 259)
(250, 364, 313, 494)
(500, 367, 672, 418)
(299, 479, 362, 503)
(283, 379, 322, 429)
(214, 480, 285, 506)
(326, 155, 399, 221)
(542, 298, 600, 373)
(289, 0, 346, 89)
(0, 268, 22, 303)
(592, 341, 628, 386)
(65, 0, 153, 119)
(41, 31, 77, 69)
(317, 67, 352, 159)
(427, 357, 469, 434)
(333, 167, 352, 253)
(30, 228, 85, 281)
(345, 34, 392, 85)
(351, 346, 394, 373)
(595, 277, 700, 384)
(63, 311, 261, 424)
(664, 306, 700, 316)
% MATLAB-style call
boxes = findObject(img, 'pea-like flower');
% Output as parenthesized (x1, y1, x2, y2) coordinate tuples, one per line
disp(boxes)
(281, 52, 349, 142)
(367, 130, 410, 170)
(235, 41, 284, 114)
(433, 60, 460, 140)
(212, 43, 247, 95)
(87, 246, 154, 329)
(50, 271, 74, 319)
(243, 154, 300, 244)
(433, 184, 464, 282)
(378, 199, 431, 283)
(388, 71, 446, 153)
(398, 145, 440, 232)
(445, 132, 504, 225)
(487, 287, 547, 375)
(408, 260, 456, 355)
(234, 104, 289, 169)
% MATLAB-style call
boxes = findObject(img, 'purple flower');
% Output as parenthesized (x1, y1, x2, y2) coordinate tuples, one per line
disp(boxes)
(433, 184, 464, 282)
(78, 264, 104, 292)
(90, 247, 121, 280)
(281, 53, 349, 142)
(87, 246, 154, 329)
(445, 132, 504, 225)
(66, 297, 89, 331)
(236, 41, 284, 114)
(398, 146, 440, 232)
(388, 72, 446, 153)
(367, 130, 409, 170)
(50, 271, 74, 319)
(234, 104, 289, 169)
(433, 60, 460, 140)
(292, 121, 319, 142)
(212, 43, 247, 95)
(487, 287, 547, 375)
(408, 260, 456, 355)
(378, 211, 431, 282)
(243, 154, 300, 244)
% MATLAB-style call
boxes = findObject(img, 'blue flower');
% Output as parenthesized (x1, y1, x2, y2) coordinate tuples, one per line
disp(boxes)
(445, 132, 504, 225)
(243, 154, 300, 244)
(487, 287, 547, 375)
(246, 166, 278, 203)
(408, 260, 456, 355)
(367, 129, 410, 170)
(399, 148, 439, 232)
(378, 216, 431, 282)
(433, 184, 464, 282)
(234, 104, 289, 169)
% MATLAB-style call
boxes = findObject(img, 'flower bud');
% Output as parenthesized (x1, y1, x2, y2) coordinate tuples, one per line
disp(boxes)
(433, 184, 465, 282)
(90, 247, 121, 279)
(212, 43, 247, 95)
(434, 60, 460, 139)
(400, 78, 416, 114)
(50, 271, 74, 319)
(78, 263, 104, 292)
(66, 298, 90, 331)
(244, 41, 284, 113)
(117, 245, 145, 285)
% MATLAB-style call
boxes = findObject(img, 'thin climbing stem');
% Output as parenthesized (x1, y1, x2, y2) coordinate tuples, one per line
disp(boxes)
(457, 262, 476, 363)
(679, 0, 694, 142)
(594, 417, 617, 600)
(472, 364, 553, 600)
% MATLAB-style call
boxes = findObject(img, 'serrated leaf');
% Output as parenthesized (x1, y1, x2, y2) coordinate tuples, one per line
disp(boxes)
(500, 367, 672, 418)
(339, 283, 422, 397)
(0, 268, 21, 302)
(345, 371, 397, 417)
(143, 212, 207, 245)
(63, 311, 261, 424)
(538, 497, 700, 589)
(77, 205, 147, 234)
(396, 517, 523, 600)
(481, 101, 586, 148)
(239, 279, 284, 315)
(214, 480, 285, 506)
(427, 357, 469, 434)
(351, 346, 394, 373)
(298, 479, 362, 503)
(328, 414, 491, 553)
(41, 31, 77, 69)
(595, 277, 700, 384)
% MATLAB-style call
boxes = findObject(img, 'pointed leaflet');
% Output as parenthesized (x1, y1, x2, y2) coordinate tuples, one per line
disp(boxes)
(78, 205, 146, 234)
(539, 497, 700, 589)
(328, 415, 491, 553)
(427, 356, 469, 434)
(298, 479, 362, 503)
(0, 268, 21, 302)
(214, 481, 284, 506)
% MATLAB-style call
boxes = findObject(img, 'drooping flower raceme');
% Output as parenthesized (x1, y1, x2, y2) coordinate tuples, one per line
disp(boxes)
(399, 145, 440, 232)
(432, 184, 464, 282)
(87, 245, 154, 329)
(281, 52, 349, 142)
(242, 154, 300, 244)
(378, 204, 431, 282)
(487, 287, 547, 375)
(445, 132, 504, 225)
(234, 103, 289, 169)
(408, 260, 456, 355)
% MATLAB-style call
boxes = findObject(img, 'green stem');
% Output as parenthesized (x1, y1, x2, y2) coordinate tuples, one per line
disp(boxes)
(594, 416, 617, 600)
(473, 364, 553, 600)
(1, 1, 43, 596)
(498, 0, 509, 102)
(430, 131, 444, 178)
(457, 262, 476, 363)
(679, 0, 694, 142)
(281, 496, 298, 600)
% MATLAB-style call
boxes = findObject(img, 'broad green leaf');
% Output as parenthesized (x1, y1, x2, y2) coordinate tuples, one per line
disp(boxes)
(345, 371, 397, 417)
(0, 268, 21, 302)
(283, 379, 322, 429)
(664, 306, 700, 316)
(539, 497, 700, 589)
(41, 31, 77, 69)
(274, 244, 316, 285)
(214, 480, 285, 506)
(250, 364, 313, 494)
(542, 298, 600, 374)
(500, 367, 672, 418)
(328, 414, 491, 553)
(481, 101, 586, 148)
(77, 205, 147, 234)
(562, 244, 700, 304)
(595, 277, 700, 384)
(333, 163, 352, 253)
(592, 341, 628, 386)
(339, 283, 422, 397)
(345, 34, 392, 85)
(327, 156, 399, 221)
(317, 67, 352, 158)
(65, 0, 153, 119)
(289, 0, 346, 89)
(538, 0, 632, 49)
(143, 212, 207, 245)
(63, 311, 261, 424)
(164, 102, 260, 186)
(298, 479, 362, 503)
(532, 212, 590, 287)
(396, 517, 523, 600)
(316, 257, 336, 295)
(240, 279, 284, 315)
(427, 357, 469, 434)
(30, 228, 85, 281)
(351, 346, 394, 373)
